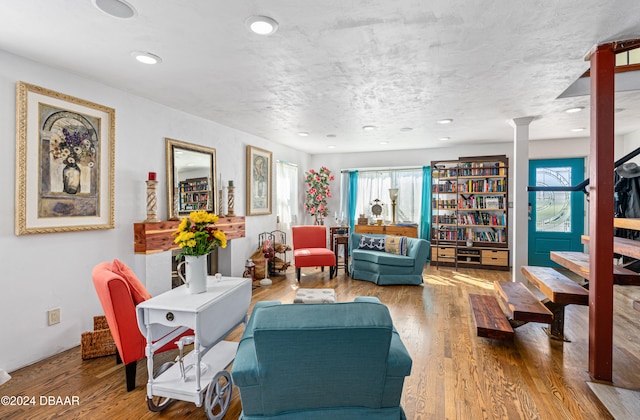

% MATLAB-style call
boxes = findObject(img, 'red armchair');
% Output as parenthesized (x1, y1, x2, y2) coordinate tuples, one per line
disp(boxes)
(92, 259, 189, 391)
(292, 226, 336, 282)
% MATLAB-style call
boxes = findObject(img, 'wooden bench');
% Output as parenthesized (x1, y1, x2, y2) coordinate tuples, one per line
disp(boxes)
(550, 251, 640, 286)
(494, 281, 553, 324)
(521, 266, 588, 340)
(468, 294, 514, 341)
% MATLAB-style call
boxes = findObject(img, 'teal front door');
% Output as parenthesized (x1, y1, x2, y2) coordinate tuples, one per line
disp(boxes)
(528, 158, 585, 267)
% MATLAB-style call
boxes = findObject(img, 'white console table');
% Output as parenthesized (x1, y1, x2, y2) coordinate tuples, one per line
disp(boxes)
(136, 276, 251, 416)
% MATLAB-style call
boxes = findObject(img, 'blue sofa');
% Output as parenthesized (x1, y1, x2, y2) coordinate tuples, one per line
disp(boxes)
(231, 298, 413, 419)
(349, 233, 429, 286)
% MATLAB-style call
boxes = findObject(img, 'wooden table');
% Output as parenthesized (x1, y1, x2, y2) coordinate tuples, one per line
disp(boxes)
(334, 235, 349, 275)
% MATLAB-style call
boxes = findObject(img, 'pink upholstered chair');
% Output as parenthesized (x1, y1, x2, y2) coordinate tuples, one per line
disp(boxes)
(291, 226, 336, 282)
(92, 259, 191, 391)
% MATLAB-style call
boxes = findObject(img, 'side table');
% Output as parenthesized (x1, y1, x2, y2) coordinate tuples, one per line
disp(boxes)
(333, 235, 349, 275)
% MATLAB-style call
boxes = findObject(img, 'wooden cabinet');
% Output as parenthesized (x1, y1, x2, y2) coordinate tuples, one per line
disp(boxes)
(354, 224, 418, 238)
(431, 155, 509, 270)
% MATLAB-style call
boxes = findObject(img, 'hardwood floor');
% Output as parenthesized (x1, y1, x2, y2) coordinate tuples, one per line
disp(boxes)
(3, 265, 640, 419)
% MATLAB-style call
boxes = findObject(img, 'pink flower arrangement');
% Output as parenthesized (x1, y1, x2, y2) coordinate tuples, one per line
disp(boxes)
(304, 166, 334, 222)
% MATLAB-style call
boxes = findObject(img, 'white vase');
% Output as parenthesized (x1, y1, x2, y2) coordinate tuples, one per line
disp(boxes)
(178, 255, 208, 294)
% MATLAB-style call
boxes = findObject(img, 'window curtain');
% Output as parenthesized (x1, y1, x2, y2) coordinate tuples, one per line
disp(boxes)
(420, 166, 432, 245)
(275, 161, 298, 233)
(348, 170, 359, 231)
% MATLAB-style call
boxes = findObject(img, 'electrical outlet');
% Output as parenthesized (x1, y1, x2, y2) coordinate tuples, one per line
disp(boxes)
(48, 308, 60, 326)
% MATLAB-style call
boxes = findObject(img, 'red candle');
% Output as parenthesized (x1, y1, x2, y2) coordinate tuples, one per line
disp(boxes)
(148, 172, 156, 181)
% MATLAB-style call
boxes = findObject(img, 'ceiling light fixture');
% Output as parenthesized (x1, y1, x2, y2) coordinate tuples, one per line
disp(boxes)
(400, 127, 413, 132)
(570, 128, 586, 132)
(362, 125, 376, 131)
(437, 119, 453, 124)
(326, 134, 336, 138)
(379, 141, 389, 145)
(131, 51, 162, 64)
(92, 0, 137, 19)
(246, 16, 279, 35)
(565, 107, 585, 113)
(328, 145, 336, 149)
(297, 132, 309, 137)
(439, 137, 450, 141)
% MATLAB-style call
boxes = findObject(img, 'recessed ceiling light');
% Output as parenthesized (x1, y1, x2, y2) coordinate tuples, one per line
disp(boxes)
(297, 132, 309, 137)
(362, 125, 376, 131)
(92, 0, 137, 19)
(131, 51, 162, 64)
(565, 107, 585, 113)
(379, 141, 389, 145)
(439, 137, 450, 141)
(328, 145, 336, 149)
(437, 119, 453, 124)
(246, 16, 279, 35)
(400, 127, 413, 132)
(570, 128, 586, 132)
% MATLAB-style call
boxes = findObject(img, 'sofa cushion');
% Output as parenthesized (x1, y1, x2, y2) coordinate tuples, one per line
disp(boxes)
(351, 249, 414, 267)
(385, 235, 407, 255)
(357, 235, 386, 251)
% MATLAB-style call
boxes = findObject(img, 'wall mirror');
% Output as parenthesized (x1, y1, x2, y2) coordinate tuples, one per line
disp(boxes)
(165, 138, 217, 220)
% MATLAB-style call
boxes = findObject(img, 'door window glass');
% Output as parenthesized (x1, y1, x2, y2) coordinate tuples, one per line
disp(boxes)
(535, 167, 572, 232)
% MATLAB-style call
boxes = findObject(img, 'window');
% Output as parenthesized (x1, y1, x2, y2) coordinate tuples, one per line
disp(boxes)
(276, 160, 298, 230)
(342, 168, 423, 224)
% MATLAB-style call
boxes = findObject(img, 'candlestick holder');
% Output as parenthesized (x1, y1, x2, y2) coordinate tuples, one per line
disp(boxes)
(218, 188, 225, 216)
(226, 182, 235, 217)
(145, 179, 160, 223)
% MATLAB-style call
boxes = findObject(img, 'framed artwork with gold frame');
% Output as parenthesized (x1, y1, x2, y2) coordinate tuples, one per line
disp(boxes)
(15, 82, 115, 235)
(246, 145, 272, 215)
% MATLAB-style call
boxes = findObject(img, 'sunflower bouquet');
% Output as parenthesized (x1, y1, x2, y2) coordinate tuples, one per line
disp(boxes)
(173, 210, 227, 258)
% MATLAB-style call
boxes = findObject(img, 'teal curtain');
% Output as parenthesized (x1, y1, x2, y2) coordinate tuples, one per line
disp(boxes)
(420, 166, 431, 248)
(348, 170, 359, 232)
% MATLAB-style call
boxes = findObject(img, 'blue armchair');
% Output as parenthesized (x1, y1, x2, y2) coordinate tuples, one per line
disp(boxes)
(231, 297, 412, 419)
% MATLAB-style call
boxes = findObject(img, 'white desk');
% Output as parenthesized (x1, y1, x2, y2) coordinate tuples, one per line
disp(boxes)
(136, 276, 251, 407)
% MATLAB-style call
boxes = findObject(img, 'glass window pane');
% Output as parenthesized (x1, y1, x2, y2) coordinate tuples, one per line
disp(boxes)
(535, 167, 572, 232)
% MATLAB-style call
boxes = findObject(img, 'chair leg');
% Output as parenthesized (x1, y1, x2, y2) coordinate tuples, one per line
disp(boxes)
(125, 361, 137, 392)
(116, 351, 122, 365)
(296, 267, 301, 282)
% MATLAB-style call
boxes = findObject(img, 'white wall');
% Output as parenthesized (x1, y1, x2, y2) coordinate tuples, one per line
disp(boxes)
(0, 50, 310, 372)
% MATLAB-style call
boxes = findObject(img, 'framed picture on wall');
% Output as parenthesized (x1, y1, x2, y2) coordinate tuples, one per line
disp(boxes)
(246, 145, 272, 215)
(15, 81, 115, 235)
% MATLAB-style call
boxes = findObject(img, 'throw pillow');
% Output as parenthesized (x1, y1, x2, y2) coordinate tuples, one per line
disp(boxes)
(385, 235, 408, 255)
(112, 258, 152, 304)
(357, 235, 386, 251)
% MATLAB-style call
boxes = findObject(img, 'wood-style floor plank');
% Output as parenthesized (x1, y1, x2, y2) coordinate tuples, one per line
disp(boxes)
(3, 265, 639, 419)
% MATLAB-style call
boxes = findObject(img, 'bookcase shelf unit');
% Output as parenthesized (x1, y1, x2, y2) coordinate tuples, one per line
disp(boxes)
(178, 177, 212, 213)
(431, 155, 509, 270)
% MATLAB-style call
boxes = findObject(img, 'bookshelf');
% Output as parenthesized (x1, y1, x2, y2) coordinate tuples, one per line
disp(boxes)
(431, 155, 509, 270)
(178, 177, 212, 213)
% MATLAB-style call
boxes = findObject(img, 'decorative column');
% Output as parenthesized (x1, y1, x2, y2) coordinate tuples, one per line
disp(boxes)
(587, 42, 615, 382)
(509, 117, 534, 283)
(145, 172, 160, 223)
(226, 180, 235, 217)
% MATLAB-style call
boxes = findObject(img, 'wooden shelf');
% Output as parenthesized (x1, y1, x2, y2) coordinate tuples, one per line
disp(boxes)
(133, 216, 246, 254)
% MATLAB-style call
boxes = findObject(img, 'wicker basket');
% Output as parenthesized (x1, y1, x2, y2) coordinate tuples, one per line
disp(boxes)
(81, 316, 117, 360)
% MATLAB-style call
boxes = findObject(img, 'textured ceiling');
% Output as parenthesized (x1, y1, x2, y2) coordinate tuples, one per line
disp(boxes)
(2, 1, 640, 154)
